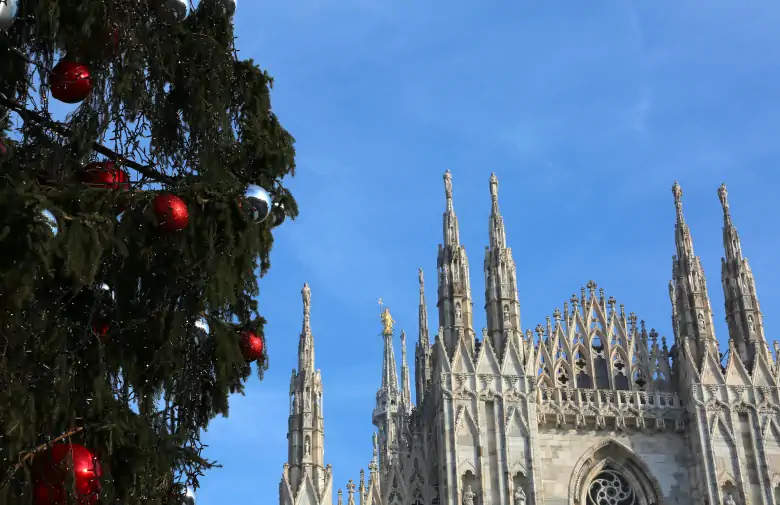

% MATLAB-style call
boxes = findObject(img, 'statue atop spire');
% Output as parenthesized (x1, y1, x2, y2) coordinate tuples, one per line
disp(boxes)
(444, 169, 453, 201)
(489, 172, 499, 214)
(718, 183, 730, 219)
(380, 307, 394, 336)
(418, 268, 424, 290)
(672, 180, 683, 214)
(302, 282, 311, 309)
(302, 282, 312, 329)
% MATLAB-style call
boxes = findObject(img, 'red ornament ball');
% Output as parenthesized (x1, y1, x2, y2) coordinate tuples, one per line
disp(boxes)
(32, 443, 102, 505)
(0, 138, 12, 162)
(79, 161, 131, 191)
(153, 193, 189, 231)
(50, 60, 93, 104)
(239, 330, 264, 362)
(93, 322, 110, 343)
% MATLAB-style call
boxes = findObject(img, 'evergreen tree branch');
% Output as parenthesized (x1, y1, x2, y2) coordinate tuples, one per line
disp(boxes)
(0, 94, 177, 185)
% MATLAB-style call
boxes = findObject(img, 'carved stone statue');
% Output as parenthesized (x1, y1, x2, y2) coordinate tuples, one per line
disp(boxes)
(302, 283, 311, 310)
(372, 432, 378, 456)
(503, 305, 510, 321)
(381, 307, 394, 335)
(698, 313, 706, 330)
(748, 315, 756, 332)
(456, 303, 462, 319)
(462, 485, 476, 505)
(514, 486, 526, 505)
(444, 169, 453, 199)
(304, 438, 310, 455)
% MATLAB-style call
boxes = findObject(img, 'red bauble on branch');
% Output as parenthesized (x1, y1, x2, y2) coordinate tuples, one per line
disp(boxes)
(32, 443, 102, 505)
(92, 321, 110, 343)
(50, 60, 93, 104)
(79, 161, 131, 191)
(153, 193, 189, 231)
(239, 330, 264, 362)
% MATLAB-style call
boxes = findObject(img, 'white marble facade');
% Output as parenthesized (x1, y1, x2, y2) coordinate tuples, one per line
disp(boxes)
(279, 174, 780, 505)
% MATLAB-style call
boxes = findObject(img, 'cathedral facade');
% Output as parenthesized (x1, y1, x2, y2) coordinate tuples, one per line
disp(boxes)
(279, 172, 780, 505)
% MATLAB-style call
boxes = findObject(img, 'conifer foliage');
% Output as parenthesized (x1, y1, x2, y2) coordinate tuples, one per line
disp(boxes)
(0, 0, 297, 503)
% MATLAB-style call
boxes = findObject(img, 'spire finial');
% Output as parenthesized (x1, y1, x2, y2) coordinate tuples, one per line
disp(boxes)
(444, 169, 453, 200)
(418, 268, 424, 291)
(489, 172, 499, 213)
(302, 282, 311, 316)
(718, 183, 730, 220)
(380, 305, 394, 336)
(672, 181, 685, 220)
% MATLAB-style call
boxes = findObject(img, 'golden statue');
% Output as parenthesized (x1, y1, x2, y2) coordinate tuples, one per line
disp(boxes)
(380, 307, 394, 335)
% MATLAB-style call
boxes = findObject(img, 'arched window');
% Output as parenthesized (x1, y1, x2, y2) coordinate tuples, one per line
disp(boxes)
(586, 468, 637, 505)
(572, 440, 661, 505)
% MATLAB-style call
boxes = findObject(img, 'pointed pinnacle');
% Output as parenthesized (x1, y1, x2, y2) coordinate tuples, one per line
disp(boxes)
(489, 172, 499, 212)
(672, 181, 684, 219)
(444, 169, 453, 201)
(718, 183, 730, 220)
(302, 282, 312, 315)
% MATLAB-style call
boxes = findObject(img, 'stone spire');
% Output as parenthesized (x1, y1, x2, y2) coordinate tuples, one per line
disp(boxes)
(399, 330, 412, 412)
(299, 282, 314, 372)
(415, 268, 432, 406)
(379, 304, 399, 394)
(483, 172, 523, 359)
(372, 303, 400, 476)
(281, 283, 332, 505)
(437, 170, 475, 357)
(718, 184, 766, 368)
(669, 182, 718, 365)
(443, 169, 459, 246)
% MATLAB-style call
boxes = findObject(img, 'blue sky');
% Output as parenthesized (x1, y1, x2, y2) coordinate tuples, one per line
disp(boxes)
(192, 0, 780, 502)
(42, 0, 780, 502)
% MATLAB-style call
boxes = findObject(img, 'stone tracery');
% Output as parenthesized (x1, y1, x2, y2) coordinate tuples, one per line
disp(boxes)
(533, 283, 673, 393)
(586, 469, 636, 505)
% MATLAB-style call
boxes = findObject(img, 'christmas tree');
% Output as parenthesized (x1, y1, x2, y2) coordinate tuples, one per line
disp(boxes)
(0, 1, 296, 503)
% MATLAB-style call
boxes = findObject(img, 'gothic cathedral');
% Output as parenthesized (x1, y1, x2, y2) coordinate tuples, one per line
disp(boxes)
(279, 172, 780, 505)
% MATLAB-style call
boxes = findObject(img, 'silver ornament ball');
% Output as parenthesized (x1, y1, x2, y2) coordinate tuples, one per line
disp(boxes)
(245, 185, 271, 222)
(269, 202, 285, 228)
(214, 0, 236, 17)
(39, 209, 59, 236)
(194, 317, 209, 345)
(184, 487, 196, 505)
(0, 0, 19, 31)
(162, 0, 189, 23)
(97, 283, 116, 301)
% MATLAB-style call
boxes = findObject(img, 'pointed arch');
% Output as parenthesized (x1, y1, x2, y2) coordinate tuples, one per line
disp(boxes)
(297, 473, 319, 505)
(505, 406, 529, 437)
(763, 418, 780, 449)
(454, 406, 479, 437)
(569, 438, 664, 505)
(710, 414, 736, 445)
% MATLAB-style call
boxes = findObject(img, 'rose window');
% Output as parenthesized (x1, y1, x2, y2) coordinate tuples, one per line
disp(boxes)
(586, 469, 637, 505)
